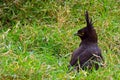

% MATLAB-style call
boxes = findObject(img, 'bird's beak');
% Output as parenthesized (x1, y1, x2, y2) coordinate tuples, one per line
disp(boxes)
(74, 33, 83, 36)
(74, 33, 78, 36)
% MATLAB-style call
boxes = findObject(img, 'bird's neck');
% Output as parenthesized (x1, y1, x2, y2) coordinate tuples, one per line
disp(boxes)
(81, 39, 98, 45)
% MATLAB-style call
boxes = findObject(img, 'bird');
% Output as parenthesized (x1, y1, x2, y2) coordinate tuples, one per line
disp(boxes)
(69, 11, 104, 71)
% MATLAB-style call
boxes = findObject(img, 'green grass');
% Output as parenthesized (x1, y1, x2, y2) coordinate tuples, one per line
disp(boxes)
(0, 0, 120, 80)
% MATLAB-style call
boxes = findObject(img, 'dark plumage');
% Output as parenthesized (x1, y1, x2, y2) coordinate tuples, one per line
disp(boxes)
(69, 11, 104, 71)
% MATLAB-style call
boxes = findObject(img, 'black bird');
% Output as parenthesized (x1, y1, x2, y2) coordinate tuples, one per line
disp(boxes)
(69, 11, 104, 71)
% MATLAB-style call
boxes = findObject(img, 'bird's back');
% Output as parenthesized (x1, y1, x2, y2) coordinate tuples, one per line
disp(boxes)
(70, 43, 103, 70)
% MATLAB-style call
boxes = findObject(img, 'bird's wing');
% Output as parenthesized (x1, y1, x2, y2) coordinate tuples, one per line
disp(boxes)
(79, 49, 103, 68)
(70, 47, 85, 66)
(78, 49, 93, 66)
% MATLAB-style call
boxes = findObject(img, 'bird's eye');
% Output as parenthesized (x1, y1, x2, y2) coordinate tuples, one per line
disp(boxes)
(81, 32, 84, 35)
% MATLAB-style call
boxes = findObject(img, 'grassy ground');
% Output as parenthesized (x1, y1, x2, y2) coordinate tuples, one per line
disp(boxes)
(0, 0, 120, 80)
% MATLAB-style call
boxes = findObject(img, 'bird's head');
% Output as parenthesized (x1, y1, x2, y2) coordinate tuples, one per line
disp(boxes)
(74, 11, 97, 43)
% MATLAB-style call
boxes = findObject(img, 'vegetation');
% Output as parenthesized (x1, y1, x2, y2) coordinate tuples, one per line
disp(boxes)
(0, 0, 120, 80)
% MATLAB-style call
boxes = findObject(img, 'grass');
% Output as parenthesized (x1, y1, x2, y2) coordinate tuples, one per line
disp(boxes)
(0, 0, 120, 80)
